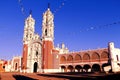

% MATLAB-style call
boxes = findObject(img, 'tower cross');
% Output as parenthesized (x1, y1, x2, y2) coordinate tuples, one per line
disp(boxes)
(48, 3, 50, 8)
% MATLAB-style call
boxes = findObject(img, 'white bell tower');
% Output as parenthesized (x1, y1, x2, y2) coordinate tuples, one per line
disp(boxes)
(42, 5, 54, 41)
(23, 12, 35, 44)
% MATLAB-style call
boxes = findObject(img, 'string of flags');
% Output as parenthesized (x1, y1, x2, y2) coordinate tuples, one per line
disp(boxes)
(18, 0, 120, 34)
(18, 0, 67, 16)
(53, 0, 67, 14)
(46, 0, 67, 25)
(78, 21, 120, 33)
(18, 0, 26, 17)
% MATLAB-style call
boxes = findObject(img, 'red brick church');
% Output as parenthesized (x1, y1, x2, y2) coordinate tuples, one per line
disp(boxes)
(3, 6, 120, 73)
(22, 6, 60, 73)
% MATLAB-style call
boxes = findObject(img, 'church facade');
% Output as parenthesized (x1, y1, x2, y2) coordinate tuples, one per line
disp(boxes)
(22, 7, 62, 73)
(22, 12, 42, 73)
(4, 7, 120, 73)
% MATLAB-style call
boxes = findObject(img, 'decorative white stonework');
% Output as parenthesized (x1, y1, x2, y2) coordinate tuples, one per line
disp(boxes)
(22, 13, 42, 73)
(56, 43, 69, 54)
(26, 40, 42, 73)
(23, 14, 35, 44)
(42, 8, 54, 41)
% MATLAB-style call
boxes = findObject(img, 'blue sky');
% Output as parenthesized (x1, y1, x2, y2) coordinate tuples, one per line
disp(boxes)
(0, 0, 120, 60)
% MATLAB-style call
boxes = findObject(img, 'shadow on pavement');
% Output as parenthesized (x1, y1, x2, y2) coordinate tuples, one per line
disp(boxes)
(13, 75, 38, 80)
(37, 72, 120, 80)
(37, 73, 95, 80)
(97, 73, 120, 80)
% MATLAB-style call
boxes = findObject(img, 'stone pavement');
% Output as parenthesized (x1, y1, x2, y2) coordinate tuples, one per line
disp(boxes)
(0, 72, 68, 80)
(1, 72, 120, 80)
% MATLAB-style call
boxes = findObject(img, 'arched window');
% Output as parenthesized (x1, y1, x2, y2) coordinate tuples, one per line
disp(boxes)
(74, 54, 82, 62)
(83, 53, 90, 62)
(36, 51, 38, 56)
(60, 56, 66, 63)
(101, 51, 109, 61)
(92, 52, 100, 62)
(45, 29, 47, 36)
(15, 63, 18, 70)
(67, 55, 73, 62)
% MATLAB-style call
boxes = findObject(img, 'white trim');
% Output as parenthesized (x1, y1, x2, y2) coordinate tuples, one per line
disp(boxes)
(43, 37, 53, 41)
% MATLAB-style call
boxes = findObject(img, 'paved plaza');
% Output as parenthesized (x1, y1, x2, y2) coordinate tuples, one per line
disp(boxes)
(0, 72, 120, 80)
(0, 72, 67, 80)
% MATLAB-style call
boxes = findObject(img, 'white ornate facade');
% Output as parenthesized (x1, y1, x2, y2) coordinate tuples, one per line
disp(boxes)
(42, 8, 54, 41)
(22, 14, 42, 73)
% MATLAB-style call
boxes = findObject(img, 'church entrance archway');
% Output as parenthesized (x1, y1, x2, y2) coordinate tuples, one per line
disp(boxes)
(33, 62, 38, 73)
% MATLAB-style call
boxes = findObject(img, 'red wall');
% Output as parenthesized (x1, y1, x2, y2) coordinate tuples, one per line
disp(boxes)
(42, 40, 53, 69)
(22, 44, 28, 69)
